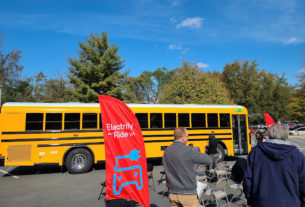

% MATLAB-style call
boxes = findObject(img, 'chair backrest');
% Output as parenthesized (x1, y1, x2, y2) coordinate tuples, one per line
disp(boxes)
(231, 158, 247, 183)
(216, 161, 226, 170)
(147, 162, 154, 172)
(197, 181, 207, 202)
(215, 178, 227, 190)
(196, 165, 207, 174)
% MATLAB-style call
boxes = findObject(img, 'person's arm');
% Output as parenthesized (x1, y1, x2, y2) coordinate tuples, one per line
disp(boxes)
(190, 149, 212, 165)
(299, 154, 305, 207)
(243, 150, 254, 206)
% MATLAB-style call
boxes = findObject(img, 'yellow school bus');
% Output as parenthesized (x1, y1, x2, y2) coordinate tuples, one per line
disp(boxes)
(0, 102, 250, 173)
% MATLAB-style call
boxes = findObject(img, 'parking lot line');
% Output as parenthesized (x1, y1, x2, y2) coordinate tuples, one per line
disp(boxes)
(0, 169, 19, 179)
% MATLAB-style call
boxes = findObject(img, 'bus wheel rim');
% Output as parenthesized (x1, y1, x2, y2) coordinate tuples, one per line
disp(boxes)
(217, 149, 223, 160)
(71, 154, 87, 170)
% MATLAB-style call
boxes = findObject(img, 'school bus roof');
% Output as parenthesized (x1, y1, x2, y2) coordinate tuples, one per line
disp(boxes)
(2, 102, 245, 109)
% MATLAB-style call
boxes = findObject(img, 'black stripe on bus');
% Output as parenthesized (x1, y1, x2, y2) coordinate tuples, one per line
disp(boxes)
(37, 142, 104, 147)
(36, 138, 232, 147)
(141, 127, 231, 131)
(1, 136, 103, 142)
(2, 127, 231, 135)
(143, 133, 231, 138)
(144, 138, 232, 143)
(2, 129, 104, 135)
(1, 132, 232, 142)
(1, 133, 231, 142)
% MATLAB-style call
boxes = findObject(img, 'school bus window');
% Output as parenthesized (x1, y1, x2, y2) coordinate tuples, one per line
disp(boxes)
(46, 113, 62, 130)
(150, 113, 162, 128)
(83, 113, 97, 129)
(64, 113, 80, 130)
(208, 113, 218, 128)
(99, 114, 102, 129)
(178, 113, 190, 127)
(135, 113, 148, 128)
(165, 113, 176, 128)
(220, 113, 230, 128)
(191, 113, 206, 128)
(26, 113, 43, 131)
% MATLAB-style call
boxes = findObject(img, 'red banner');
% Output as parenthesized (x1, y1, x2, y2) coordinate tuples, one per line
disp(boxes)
(263, 113, 275, 128)
(98, 95, 149, 207)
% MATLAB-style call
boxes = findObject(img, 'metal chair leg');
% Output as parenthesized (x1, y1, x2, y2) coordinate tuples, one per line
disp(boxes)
(98, 185, 105, 200)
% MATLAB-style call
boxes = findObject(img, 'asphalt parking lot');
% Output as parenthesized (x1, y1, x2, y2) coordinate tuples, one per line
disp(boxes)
(0, 136, 304, 207)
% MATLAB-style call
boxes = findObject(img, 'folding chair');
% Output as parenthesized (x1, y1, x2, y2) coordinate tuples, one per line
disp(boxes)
(197, 181, 208, 206)
(98, 180, 106, 200)
(205, 178, 230, 207)
(229, 181, 246, 206)
(156, 169, 168, 196)
(147, 163, 155, 191)
(214, 161, 228, 180)
(158, 170, 166, 185)
(195, 165, 209, 186)
(160, 179, 168, 197)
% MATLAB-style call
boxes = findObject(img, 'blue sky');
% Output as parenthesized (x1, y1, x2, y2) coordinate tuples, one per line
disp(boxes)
(1, 0, 305, 85)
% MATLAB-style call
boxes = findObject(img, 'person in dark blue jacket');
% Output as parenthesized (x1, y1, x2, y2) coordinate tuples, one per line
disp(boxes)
(243, 124, 305, 207)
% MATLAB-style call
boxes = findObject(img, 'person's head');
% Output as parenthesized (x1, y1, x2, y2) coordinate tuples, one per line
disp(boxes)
(256, 131, 264, 139)
(174, 127, 188, 144)
(268, 124, 288, 141)
(209, 134, 215, 141)
(257, 132, 266, 144)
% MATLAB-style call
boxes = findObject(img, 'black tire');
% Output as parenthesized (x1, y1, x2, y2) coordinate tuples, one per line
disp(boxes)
(65, 148, 93, 174)
(217, 144, 225, 162)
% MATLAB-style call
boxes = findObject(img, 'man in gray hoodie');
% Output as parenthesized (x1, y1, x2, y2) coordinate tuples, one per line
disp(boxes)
(162, 127, 212, 207)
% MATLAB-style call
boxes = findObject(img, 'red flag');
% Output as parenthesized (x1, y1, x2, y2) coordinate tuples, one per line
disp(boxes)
(98, 95, 149, 207)
(263, 113, 275, 128)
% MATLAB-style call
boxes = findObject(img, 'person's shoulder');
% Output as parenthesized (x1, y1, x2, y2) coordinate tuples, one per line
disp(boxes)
(248, 145, 261, 157)
(165, 142, 183, 151)
(293, 147, 305, 160)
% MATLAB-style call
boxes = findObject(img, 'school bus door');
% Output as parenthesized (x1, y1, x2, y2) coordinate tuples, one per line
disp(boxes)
(232, 115, 248, 155)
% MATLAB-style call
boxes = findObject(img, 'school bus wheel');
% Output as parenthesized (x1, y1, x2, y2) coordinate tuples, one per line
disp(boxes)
(217, 144, 225, 162)
(65, 148, 93, 174)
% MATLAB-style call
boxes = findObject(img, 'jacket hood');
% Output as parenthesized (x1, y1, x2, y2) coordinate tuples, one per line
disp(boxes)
(258, 140, 297, 161)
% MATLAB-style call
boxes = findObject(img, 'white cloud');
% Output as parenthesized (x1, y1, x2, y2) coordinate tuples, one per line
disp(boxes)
(176, 17, 204, 29)
(170, 17, 177, 23)
(299, 68, 305, 73)
(168, 44, 182, 50)
(171, 0, 183, 6)
(197, 62, 209, 69)
(168, 44, 190, 54)
(285, 37, 298, 44)
(181, 48, 190, 54)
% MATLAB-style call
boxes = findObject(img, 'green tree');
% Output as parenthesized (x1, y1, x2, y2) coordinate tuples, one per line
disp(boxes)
(222, 60, 261, 113)
(0, 48, 23, 106)
(159, 61, 233, 104)
(122, 75, 146, 103)
(2, 79, 32, 102)
(32, 71, 47, 102)
(68, 32, 124, 102)
(122, 67, 170, 103)
(44, 73, 74, 102)
(287, 70, 305, 121)
(151, 67, 170, 103)
(222, 60, 291, 120)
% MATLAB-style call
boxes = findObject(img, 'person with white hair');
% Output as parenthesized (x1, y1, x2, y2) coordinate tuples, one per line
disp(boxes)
(243, 124, 305, 207)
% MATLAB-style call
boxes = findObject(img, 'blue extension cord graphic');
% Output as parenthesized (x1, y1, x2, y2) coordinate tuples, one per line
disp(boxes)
(113, 149, 143, 195)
